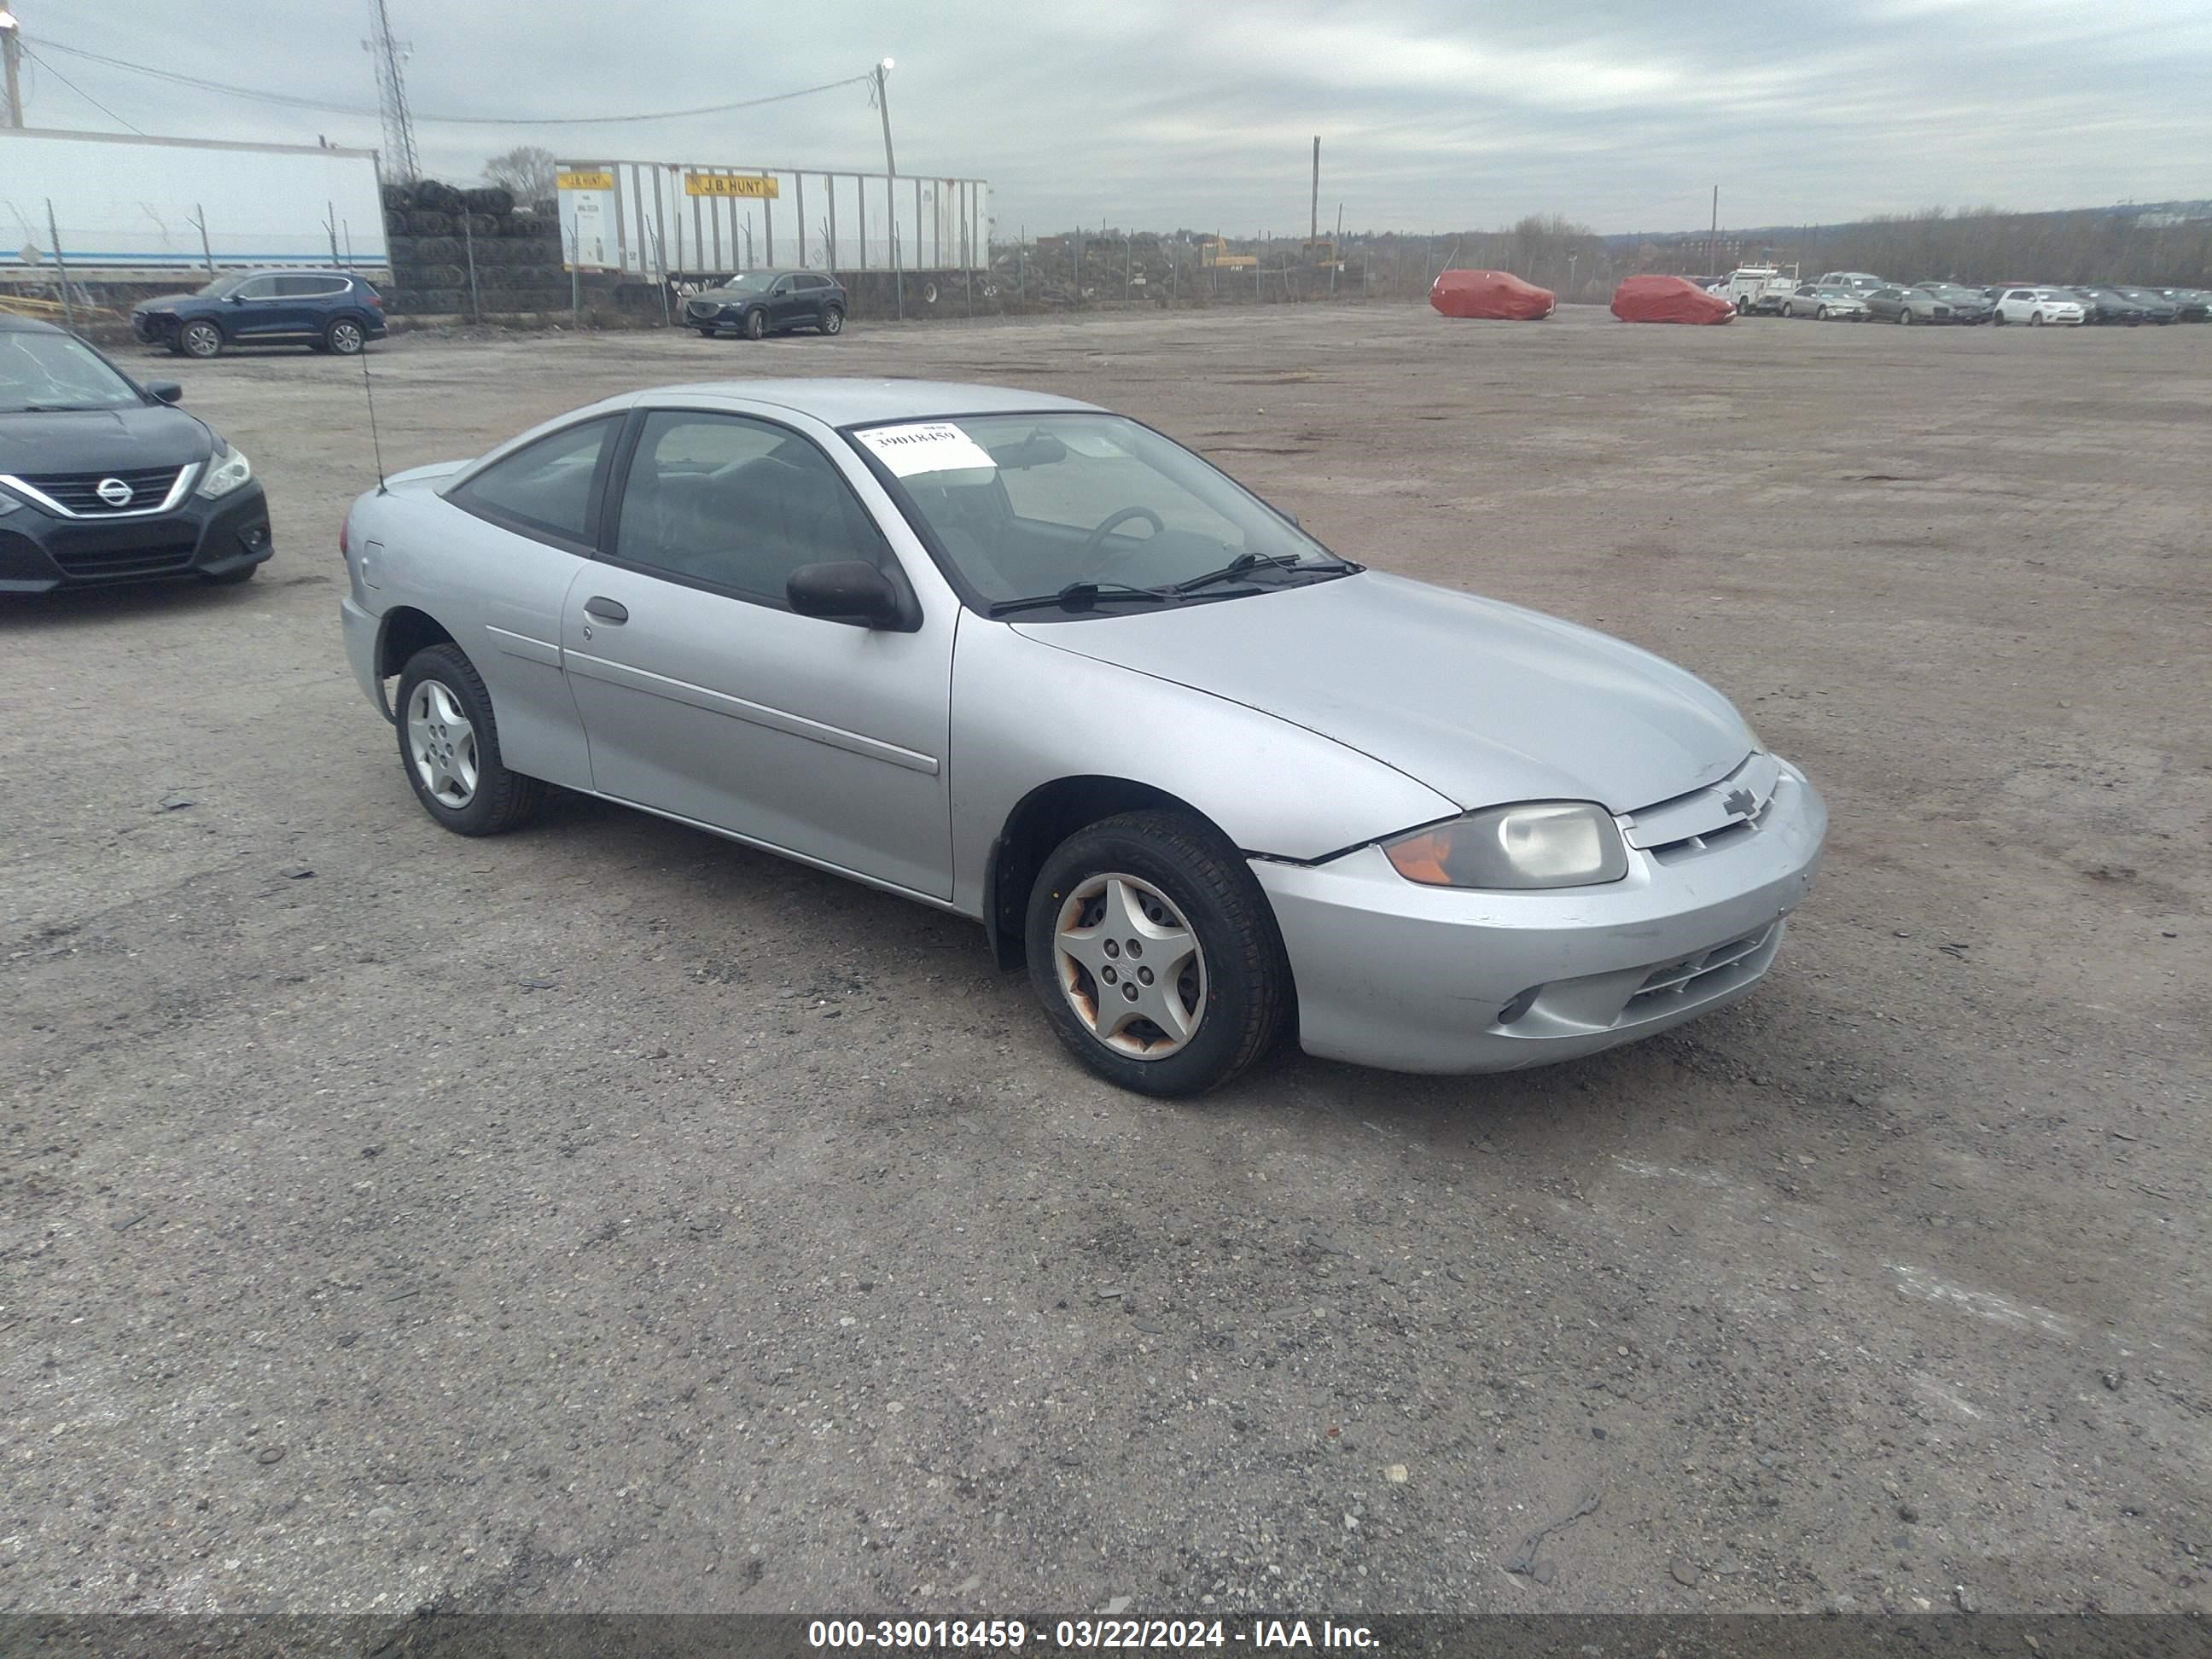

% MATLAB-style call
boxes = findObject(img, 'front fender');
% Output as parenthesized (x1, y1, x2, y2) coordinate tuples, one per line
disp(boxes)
(948, 616, 1456, 917)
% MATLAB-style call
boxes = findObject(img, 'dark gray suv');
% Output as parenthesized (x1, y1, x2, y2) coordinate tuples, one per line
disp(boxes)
(131, 270, 387, 359)
(683, 270, 847, 341)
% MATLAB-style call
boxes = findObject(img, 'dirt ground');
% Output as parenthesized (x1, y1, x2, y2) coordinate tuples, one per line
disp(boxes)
(3, 304, 2207, 1622)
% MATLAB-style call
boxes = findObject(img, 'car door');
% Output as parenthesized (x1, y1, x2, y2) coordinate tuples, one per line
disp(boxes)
(224, 275, 293, 338)
(559, 406, 956, 900)
(766, 275, 806, 330)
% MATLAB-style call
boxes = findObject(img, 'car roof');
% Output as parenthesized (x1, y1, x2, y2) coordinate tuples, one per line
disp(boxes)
(0, 312, 69, 335)
(626, 378, 1103, 427)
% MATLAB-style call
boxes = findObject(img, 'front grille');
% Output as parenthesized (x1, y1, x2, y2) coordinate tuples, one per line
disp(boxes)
(15, 466, 184, 515)
(1623, 926, 1776, 1016)
(50, 541, 199, 580)
(685, 300, 721, 320)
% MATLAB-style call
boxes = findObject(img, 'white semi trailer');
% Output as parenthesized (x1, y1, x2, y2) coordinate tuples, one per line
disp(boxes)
(0, 128, 390, 285)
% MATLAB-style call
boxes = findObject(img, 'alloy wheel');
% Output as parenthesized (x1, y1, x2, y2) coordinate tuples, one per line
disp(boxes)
(406, 678, 480, 809)
(1052, 872, 1208, 1060)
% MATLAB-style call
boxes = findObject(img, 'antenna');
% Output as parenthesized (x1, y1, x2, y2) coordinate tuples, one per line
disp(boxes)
(359, 341, 387, 492)
(363, 0, 420, 183)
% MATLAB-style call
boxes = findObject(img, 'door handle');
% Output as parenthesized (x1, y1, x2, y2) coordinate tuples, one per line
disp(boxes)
(583, 597, 629, 624)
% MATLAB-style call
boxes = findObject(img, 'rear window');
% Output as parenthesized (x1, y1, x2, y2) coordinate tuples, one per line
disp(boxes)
(449, 416, 619, 546)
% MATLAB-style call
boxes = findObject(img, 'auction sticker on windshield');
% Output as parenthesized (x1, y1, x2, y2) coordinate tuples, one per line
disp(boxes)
(856, 422, 997, 477)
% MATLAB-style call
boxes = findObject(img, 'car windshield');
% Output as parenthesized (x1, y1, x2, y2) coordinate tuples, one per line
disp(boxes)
(854, 412, 1352, 613)
(712, 272, 777, 294)
(0, 330, 144, 413)
(193, 274, 251, 298)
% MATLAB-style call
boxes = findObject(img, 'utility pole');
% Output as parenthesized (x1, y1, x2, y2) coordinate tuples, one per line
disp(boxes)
(2, 4, 25, 130)
(1708, 185, 1719, 278)
(874, 58, 903, 321)
(1310, 136, 1319, 248)
(363, 0, 419, 183)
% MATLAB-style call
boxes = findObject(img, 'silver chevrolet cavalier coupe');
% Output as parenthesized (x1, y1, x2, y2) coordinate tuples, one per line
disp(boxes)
(341, 380, 1825, 1096)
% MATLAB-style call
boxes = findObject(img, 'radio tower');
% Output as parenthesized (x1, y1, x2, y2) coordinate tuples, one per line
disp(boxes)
(364, 0, 420, 183)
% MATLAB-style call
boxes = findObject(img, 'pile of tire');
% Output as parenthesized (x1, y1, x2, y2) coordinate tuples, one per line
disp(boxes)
(380, 175, 568, 316)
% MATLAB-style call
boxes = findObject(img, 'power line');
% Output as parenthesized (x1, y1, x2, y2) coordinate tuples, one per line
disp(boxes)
(19, 45, 144, 133)
(33, 38, 874, 128)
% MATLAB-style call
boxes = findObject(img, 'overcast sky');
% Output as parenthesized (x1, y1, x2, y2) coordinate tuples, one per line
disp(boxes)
(19, 0, 2212, 236)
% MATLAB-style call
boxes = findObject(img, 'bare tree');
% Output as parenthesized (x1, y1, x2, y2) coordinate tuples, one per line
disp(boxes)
(483, 146, 558, 208)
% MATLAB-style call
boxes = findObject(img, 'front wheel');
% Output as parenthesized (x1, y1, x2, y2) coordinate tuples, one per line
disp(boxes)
(1816, 306, 1830, 320)
(1024, 811, 1290, 1097)
(1897, 307, 1912, 325)
(743, 307, 767, 341)
(820, 306, 844, 335)
(179, 319, 224, 359)
(393, 643, 545, 835)
(1992, 310, 2005, 326)
(2029, 312, 2045, 327)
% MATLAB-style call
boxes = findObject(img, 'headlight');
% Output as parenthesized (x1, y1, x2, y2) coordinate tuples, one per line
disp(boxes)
(195, 445, 253, 500)
(1383, 801, 1629, 890)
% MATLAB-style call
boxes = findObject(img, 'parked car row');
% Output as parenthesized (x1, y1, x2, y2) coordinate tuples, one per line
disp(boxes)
(1773, 271, 2211, 326)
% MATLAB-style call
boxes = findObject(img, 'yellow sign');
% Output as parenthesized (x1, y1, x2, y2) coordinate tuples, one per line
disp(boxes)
(556, 171, 614, 191)
(685, 173, 779, 200)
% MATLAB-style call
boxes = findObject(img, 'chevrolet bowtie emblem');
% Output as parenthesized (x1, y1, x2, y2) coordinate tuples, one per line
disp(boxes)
(1722, 787, 1757, 818)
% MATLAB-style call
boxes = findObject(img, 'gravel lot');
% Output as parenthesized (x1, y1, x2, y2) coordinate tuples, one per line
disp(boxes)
(4, 304, 2207, 1621)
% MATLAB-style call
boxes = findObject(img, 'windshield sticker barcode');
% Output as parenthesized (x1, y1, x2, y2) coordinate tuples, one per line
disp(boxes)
(856, 422, 997, 478)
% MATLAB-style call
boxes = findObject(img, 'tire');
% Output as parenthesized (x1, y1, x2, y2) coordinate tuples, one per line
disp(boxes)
(743, 307, 767, 341)
(1992, 310, 2005, 326)
(1897, 307, 1912, 325)
(325, 317, 367, 356)
(820, 305, 844, 335)
(2030, 312, 2044, 327)
(393, 643, 545, 836)
(179, 319, 224, 359)
(1816, 306, 1830, 320)
(1023, 809, 1290, 1097)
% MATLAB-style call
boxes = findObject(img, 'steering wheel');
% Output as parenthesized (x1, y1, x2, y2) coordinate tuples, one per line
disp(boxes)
(1076, 506, 1166, 568)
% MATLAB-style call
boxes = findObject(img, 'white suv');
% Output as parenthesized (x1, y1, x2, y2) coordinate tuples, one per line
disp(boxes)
(1992, 287, 2086, 327)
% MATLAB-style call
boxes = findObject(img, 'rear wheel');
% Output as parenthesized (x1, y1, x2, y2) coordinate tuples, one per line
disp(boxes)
(325, 317, 367, 356)
(179, 319, 224, 359)
(393, 643, 545, 836)
(1024, 810, 1290, 1097)
(820, 305, 844, 335)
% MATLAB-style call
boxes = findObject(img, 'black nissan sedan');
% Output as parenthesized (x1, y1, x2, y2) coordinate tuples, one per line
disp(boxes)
(0, 315, 271, 592)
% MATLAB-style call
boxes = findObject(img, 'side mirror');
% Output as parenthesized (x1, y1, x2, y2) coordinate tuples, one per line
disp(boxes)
(787, 560, 909, 629)
(1272, 504, 1301, 528)
(145, 381, 183, 405)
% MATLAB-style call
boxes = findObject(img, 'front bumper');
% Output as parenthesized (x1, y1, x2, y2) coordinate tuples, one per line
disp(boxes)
(0, 481, 271, 593)
(1254, 760, 1827, 1074)
(131, 311, 183, 345)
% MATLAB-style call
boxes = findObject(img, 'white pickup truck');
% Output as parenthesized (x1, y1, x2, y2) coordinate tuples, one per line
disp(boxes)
(1720, 264, 1801, 315)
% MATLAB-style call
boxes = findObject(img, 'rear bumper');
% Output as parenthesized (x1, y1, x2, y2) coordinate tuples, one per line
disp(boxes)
(1254, 761, 1827, 1074)
(341, 592, 389, 718)
(0, 483, 271, 593)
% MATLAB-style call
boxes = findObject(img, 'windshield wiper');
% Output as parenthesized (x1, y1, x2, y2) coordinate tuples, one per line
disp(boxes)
(987, 579, 1179, 617)
(15, 403, 113, 413)
(1174, 550, 1359, 594)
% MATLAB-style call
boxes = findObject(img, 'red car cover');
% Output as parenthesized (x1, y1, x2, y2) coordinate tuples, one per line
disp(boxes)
(1429, 269, 1557, 320)
(1610, 274, 1735, 324)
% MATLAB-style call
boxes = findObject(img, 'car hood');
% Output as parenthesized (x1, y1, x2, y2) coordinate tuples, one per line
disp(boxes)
(1010, 571, 1753, 814)
(0, 404, 216, 474)
(131, 294, 202, 312)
